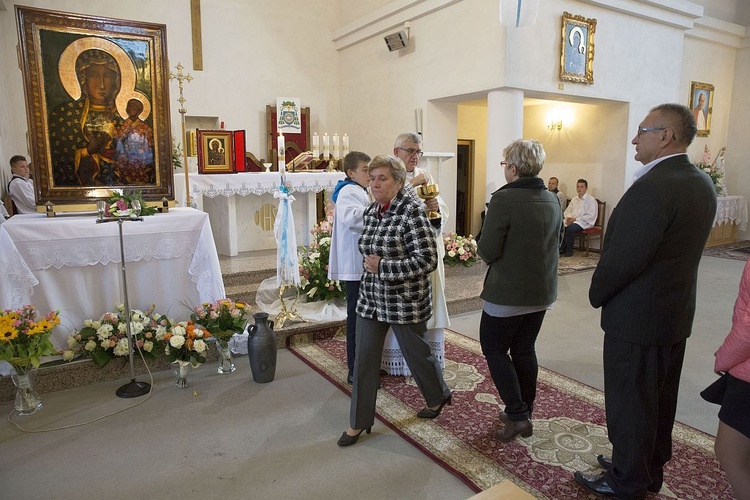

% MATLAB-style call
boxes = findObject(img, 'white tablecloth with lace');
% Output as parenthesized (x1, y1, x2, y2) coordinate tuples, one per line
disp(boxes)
(174, 171, 345, 255)
(0, 208, 225, 349)
(715, 196, 747, 231)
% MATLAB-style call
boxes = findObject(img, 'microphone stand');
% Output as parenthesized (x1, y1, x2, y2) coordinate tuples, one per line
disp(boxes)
(96, 201, 150, 398)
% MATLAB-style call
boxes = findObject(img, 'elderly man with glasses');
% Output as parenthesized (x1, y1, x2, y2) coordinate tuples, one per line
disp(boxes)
(573, 104, 717, 499)
(377, 132, 449, 379)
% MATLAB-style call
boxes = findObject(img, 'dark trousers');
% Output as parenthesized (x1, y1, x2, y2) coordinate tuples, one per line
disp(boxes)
(344, 281, 360, 378)
(350, 316, 450, 429)
(479, 310, 546, 422)
(603, 335, 686, 499)
(560, 223, 583, 255)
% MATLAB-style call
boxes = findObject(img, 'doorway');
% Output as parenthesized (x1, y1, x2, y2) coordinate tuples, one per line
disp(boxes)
(456, 139, 474, 236)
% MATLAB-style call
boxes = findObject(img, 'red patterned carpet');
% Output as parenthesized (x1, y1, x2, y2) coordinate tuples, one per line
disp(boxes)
(289, 329, 731, 499)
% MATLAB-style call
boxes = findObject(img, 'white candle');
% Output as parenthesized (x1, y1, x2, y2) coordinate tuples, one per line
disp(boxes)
(333, 134, 340, 159)
(312, 133, 320, 159)
(277, 132, 285, 172)
(323, 133, 330, 159)
(342, 134, 350, 156)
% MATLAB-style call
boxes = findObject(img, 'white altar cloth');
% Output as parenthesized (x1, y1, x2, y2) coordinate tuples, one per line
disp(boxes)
(175, 171, 345, 256)
(715, 196, 747, 230)
(0, 208, 225, 348)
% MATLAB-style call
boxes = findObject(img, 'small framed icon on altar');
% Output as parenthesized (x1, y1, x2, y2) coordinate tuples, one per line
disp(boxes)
(197, 130, 235, 174)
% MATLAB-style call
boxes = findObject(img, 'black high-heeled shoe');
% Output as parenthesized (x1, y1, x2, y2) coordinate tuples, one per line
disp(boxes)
(417, 394, 452, 419)
(337, 426, 372, 447)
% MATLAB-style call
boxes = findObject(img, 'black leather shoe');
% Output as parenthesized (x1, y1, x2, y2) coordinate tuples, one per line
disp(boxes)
(498, 411, 509, 424)
(573, 471, 619, 497)
(595, 456, 662, 494)
(417, 394, 452, 418)
(337, 427, 371, 447)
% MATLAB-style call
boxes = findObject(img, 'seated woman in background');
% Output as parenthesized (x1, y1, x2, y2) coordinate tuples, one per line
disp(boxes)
(338, 154, 452, 447)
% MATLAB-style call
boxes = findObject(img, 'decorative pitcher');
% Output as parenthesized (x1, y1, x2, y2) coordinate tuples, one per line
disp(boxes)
(247, 312, 277, 383)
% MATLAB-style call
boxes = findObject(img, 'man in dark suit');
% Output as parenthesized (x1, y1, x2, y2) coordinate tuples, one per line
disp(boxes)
(574, 103, 717, 499)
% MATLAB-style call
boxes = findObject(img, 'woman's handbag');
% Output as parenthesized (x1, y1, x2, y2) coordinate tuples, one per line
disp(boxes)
(700, 372, 729, 405)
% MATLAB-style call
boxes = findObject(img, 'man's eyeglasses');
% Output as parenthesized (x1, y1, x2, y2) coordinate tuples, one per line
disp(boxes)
(636, 127, 666, 137)
(397, 147, 424, 158)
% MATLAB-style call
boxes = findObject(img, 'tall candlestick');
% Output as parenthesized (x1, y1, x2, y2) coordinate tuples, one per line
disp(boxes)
(312, 132, 320, 158)
(323, 133, 330, 159)
(277, 132, 285, 172)
(342, 134, 350, 157)
(333, 134, 340, 159)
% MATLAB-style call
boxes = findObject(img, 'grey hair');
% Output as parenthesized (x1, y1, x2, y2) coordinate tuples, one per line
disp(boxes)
(650, 103, 697, 146)
(502, 139, 546, 177)
(367, 154, 407, 186)
(394, 132, 422, 149)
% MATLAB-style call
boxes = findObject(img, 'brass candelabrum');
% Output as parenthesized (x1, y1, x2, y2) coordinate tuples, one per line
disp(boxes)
(275, 283, 307, 329)
(417, 183, 441, 219)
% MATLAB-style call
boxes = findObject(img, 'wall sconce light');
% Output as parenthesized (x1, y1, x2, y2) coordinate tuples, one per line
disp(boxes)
(385, 22, 411, 52)
(548, 120, 563, 131)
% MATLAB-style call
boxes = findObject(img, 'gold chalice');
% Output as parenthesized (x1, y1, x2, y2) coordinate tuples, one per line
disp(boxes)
(417, 183, 441, 220)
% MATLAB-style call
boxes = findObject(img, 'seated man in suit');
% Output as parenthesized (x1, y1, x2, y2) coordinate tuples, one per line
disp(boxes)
(8, 155, 37, 214)
(559, 178, 597, 257)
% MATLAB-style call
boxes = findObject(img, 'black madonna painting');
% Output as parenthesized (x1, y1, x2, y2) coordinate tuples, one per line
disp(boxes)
(16, 6, 173, 205)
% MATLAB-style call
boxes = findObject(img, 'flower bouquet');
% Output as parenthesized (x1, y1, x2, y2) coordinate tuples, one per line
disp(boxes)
(696, 145, 726, 195)
(0, 305, 60, 374)
(298, 211, 345, 302)
(0, 305, 60, 414)
(164, 321, 210, 387)
(65, 304, 170, 368)
(191, 299, 249, 373)
(105, 190, 157, 217)
(443, 232, 480, 267)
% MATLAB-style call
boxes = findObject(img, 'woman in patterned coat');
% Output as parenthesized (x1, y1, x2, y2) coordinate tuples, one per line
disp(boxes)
(337, 155, 452, 447)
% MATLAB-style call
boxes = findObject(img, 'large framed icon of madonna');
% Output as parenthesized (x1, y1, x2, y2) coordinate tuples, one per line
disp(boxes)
(16, 6, 173, 207)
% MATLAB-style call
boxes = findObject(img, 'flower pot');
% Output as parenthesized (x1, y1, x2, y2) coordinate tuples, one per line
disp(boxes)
(216, 340, 236, 374)
(11, 368, 43, 415)
(247, 312, 277, 383)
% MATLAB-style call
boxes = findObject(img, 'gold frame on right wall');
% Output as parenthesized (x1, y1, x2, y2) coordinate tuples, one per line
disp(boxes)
(689, 81, 714, 137)
(560, 11, 597, 85)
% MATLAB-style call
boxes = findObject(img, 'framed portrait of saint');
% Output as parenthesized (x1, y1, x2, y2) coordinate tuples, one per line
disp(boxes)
(689, 81, 714, 137)
(16, 6, 173, 206)
(197, 130, 237, 174)
(560, 12, 596, 85)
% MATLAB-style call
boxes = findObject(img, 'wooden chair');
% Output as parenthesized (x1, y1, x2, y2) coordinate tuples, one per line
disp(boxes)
(576, 199, 606, 256)
(3, 192, 15, 217)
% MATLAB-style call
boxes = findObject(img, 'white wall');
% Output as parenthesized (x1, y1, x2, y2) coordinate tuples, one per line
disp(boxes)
(727, 42, 750, 240)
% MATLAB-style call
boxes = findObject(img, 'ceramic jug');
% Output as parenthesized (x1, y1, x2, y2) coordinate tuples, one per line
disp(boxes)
(247, 312, 277, 383)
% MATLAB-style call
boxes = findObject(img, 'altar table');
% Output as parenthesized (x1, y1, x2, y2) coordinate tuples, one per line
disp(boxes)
(0, 208, 225, 349)
(174, 171, 345, 256)
(706, 196, 748, 247)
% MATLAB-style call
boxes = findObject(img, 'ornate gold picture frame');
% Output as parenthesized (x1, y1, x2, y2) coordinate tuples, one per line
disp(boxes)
(689, 81, 714, 137)
(16, 6, 173, 206)
(560, 12, 596, 85)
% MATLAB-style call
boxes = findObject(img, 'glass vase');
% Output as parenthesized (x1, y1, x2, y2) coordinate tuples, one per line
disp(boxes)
(11, 368, 43, 415)
(216, 340, 236, 374)
(172, 360, 192, 389)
